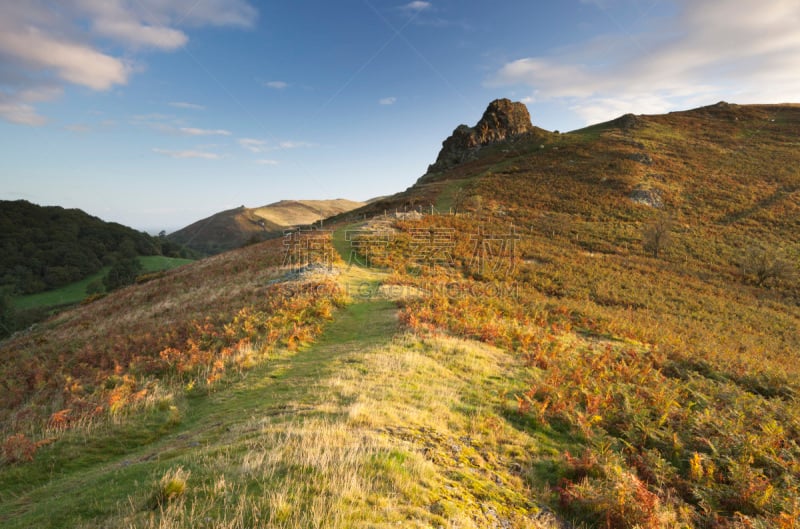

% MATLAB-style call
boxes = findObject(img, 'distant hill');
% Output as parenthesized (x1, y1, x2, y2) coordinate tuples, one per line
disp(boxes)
(168, 199, 365, 255)
(0, 200, 190, 296)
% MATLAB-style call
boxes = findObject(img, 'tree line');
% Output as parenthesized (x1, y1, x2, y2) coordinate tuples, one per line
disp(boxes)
(0, 200, 192, 295)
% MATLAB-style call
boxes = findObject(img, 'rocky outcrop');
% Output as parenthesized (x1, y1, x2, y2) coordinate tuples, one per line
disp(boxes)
(427, 99, 534, 173)
(610, 113, 643, 131)
(630, 187, 664, 208)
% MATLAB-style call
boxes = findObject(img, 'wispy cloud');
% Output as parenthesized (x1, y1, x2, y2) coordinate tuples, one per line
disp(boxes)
(131, 113, 186, 134)
(170, 101, 206, 110)
(239, 138, 315, 152)
(179, 127, 231, 136)
(402, 1, 432, 11)
(0, 1, 257, 125)
(277, 140, 315, 149)
(488, 0, 800, 125)
(153, 148, 221, 160)
(0, 87, 61, 125)
(239, 138, 269, 153)
(264, 81, 289, 89)
(379, 97, 397, 105)
(256, 159, 279, 165)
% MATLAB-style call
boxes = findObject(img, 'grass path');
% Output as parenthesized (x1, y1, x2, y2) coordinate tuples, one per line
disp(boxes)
(1, 264, 562, 528)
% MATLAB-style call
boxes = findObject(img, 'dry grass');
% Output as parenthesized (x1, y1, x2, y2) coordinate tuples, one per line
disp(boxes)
(89, 323, 562, 528)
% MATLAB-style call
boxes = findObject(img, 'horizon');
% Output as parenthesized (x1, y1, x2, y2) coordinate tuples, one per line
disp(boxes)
(2, 0, 799, 232)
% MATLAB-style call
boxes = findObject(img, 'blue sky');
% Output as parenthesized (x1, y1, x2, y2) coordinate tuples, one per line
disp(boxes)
(1, 0, 798, 232)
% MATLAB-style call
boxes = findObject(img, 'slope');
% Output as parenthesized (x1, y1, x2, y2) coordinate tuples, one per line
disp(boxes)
(360, 100, 800, 527)
(168, 199, 365, 255)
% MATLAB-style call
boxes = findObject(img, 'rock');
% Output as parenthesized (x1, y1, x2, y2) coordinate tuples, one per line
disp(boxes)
(473, 98, 534, 144)
(610, 113, 643, 131)
(427, 99, 534, 173)
(630, 187, 663, 208)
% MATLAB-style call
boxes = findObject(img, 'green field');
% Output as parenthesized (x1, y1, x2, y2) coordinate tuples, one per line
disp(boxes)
(12, 256, 194, 311)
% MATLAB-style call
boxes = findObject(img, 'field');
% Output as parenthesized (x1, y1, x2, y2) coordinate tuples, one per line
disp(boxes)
(12, 256, 194, 311)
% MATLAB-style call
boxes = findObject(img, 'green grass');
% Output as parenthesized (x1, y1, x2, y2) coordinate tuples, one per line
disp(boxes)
(138, 256, 194, 274)
(12, 269, 108, 311)
(12, 256, 194, 311)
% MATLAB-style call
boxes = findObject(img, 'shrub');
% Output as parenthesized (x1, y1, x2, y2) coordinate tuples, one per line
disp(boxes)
(642, 214, 673, 258)
(739, 244, 796, 286)
(2, 433, 36, 464)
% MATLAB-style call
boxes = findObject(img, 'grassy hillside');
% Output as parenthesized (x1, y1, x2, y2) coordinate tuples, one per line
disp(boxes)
(12, 256, 194, 311)
(168, 199, 365, 255)
(370, 102, 800, 527)
(1, 102, 799, 528)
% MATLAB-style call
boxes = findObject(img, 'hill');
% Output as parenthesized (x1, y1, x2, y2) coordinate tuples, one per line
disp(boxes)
(0, 200, 196, 338)
(1, 100, 799, 528)
(168, 199, 365, 255)
(0, 200, 170, 296)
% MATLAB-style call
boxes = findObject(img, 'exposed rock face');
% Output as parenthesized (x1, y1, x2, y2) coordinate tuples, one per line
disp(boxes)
(427, 99, 534, 173)
(473, 98, 534, 144)
(630, 187, 664, 208)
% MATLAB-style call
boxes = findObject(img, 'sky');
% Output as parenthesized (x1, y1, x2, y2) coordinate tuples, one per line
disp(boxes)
(1, 0, 799, 233)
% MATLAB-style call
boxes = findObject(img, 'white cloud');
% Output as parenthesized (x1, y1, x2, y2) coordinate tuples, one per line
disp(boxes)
(277, 141, 315, 149)
(153, 148, 220, 160)
(379, 97, 397, 105)
(256, 159, 279, 165)
(0, 27, 131, 91)
(170, 101, 205, 110)
(0, 87, 61, 125)
(180, 127, 231, 136)
(0, 1, 257, 125)
(131, 113, 185, 133)
(0, 101, 47, 126)
(265, 81, 289, 89)
(239, 138, 315, 153)
(402, 1, 432, 11)
(239, 138, 269, 153)
(488, 0, 800, 124)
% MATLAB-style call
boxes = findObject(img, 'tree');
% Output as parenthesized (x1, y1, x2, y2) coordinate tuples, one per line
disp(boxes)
(103, 258, 143, 292)
(642, 214, 672, 258)
(0, 288, 14, 339)
(740, 245, 796, 287)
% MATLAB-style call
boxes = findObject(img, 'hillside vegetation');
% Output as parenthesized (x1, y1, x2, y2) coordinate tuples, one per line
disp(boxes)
(375, 101, 800, 527)
(1, 101, 799, 528)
